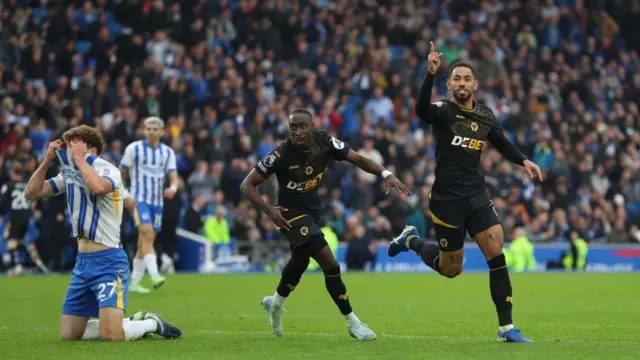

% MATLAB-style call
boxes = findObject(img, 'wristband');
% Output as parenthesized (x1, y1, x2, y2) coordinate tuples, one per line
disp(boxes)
(381, 170, 393, 179)
(169, 184, 178, 192)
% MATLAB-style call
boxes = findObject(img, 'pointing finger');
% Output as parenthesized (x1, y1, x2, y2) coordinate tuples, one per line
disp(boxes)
(429, 41, 435, 54)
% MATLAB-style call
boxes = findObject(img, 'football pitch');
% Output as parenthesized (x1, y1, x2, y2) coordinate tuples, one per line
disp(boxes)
(1, 272, 639, 360)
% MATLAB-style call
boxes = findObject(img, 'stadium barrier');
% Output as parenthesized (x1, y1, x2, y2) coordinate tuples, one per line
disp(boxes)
(176, 229, 640, 273)
(177, 228, 250, 273)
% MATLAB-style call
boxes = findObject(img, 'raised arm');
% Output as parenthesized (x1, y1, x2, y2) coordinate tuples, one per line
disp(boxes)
(415, 73, 437, 121)
(345, 150, 411, 195)
(345, 149, 386, 176)
(70, 142, 114, 196)
(24, 140, 64, 200)
(415, 41, 444, 124)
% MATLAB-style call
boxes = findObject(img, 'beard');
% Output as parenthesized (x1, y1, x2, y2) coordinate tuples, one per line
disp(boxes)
(452, 89, 473, 103)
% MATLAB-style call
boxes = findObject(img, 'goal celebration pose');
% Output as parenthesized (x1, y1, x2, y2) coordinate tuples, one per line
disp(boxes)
(388, 42, 543, 343)
(241, 108, 411, 340)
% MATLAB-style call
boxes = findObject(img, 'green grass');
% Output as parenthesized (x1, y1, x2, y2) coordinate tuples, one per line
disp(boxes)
(1, 273, 639, 359)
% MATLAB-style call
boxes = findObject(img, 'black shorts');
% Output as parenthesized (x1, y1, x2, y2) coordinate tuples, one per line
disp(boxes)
(4, 219, 29, 241)
(428, 191, 501, 252)
(281, 213, 328, 257)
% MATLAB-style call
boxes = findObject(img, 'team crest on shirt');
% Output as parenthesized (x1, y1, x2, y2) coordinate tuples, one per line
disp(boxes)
(101, 168, 110, 175)
(331, 137, 345, 149)
(62, 168, 85, 186)
(470, 122, 478, 132)
(263, 154, 276, 167)
(439, 238, 448, 248)
(305, 166, 314, 175)
(300, 226, 309, 236)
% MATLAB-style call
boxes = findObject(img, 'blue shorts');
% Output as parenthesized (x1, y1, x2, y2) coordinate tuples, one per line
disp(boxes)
(133, 202, 163, 232)
(62, 248, 130, 318)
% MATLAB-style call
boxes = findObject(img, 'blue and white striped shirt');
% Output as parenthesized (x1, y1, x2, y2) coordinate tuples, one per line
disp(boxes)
(119, 140, 177, 207)
(48, 149, 123, 248)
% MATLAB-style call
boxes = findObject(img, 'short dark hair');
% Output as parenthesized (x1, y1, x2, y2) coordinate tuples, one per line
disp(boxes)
(448, 62, 477, 78)
(62, 125, 105, 155)
(290, 108, 313, 120)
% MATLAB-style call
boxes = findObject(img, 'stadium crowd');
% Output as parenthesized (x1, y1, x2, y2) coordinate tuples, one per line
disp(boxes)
(1, 0, 640, 272)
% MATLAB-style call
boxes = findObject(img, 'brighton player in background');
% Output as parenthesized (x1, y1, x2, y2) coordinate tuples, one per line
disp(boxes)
(120, 117, 179, 294)
(24, 125, 181, 341)
(388, 42, 543, 343)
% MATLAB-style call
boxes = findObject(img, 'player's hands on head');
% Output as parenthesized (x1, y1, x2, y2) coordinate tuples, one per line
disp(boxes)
(427, 41, 443, 75)
(69, 140, 88, 160)
(385, 175, 412, 195)
(45, 139, 64, 162)
(268, 206, 291, 231)
(523, 160, 544, 182)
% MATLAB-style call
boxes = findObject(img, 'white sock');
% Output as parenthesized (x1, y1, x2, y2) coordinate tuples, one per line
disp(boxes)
(273, 292, 286, 306)
(499, 324, 514, 333)
(81, 318, 156, 341)
(345, 312, 359, 323)
(124, 319, 158, 341)
(144, 254, 161, 281)
(131, 259, 146, 287)
(81, 319, 101, 340)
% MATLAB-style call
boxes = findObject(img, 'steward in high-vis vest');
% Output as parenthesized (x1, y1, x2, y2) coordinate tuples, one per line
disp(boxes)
(308, 225, 339, 271)
(505, 228, 536, 272)
(546, 231, 589, 271)
(562, 231, 589, 271)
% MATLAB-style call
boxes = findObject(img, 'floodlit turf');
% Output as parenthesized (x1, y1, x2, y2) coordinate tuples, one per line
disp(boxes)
(1, 272, 639, 359)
